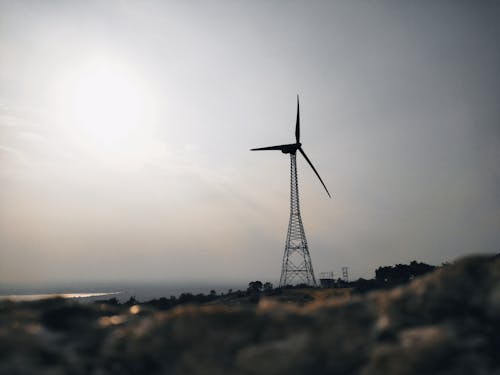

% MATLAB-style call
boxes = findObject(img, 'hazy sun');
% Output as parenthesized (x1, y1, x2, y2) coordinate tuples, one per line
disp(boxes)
(70, 60, 143, 142)
(52, 57, 160, 165)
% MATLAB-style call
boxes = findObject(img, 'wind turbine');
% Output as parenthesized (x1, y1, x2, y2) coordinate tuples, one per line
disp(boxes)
(251, 96, 331, 286)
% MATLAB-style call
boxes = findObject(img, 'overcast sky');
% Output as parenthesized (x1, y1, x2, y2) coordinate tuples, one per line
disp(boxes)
(1, 0, 499, 284)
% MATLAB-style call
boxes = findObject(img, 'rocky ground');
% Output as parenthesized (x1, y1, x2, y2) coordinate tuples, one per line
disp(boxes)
(1, 255, 499, 375)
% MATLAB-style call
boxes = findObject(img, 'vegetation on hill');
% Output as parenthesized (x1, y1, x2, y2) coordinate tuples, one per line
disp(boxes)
(0, 254, 498, 374)
(93, 260, 438, 309)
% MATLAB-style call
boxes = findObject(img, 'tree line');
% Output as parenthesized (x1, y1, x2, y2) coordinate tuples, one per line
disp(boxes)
(95, 260, 439, 308)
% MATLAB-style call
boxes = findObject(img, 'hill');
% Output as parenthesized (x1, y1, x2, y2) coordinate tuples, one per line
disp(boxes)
(0, 255, 498, 374)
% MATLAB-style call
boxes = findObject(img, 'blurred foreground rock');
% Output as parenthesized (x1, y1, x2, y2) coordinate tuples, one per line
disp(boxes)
(1, 255, 499, 374)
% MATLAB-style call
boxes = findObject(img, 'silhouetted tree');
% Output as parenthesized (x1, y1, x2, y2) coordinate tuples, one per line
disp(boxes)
(353, 278, 381, 293)
(263, 282, 273, 292)
(124, 296, 138, 306)
(375, 261, 435, 286)
(147, 297, 172, 310)
(247, 281, 263, 294)
(335, 278, 349, 288)
(178, 293, 195, 304)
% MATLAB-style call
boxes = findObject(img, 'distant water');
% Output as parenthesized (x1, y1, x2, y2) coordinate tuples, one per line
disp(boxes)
(0, 281, 249, 302)
(0, 292, 119, 302)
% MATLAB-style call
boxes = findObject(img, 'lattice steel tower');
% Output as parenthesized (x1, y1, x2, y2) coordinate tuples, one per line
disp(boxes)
(251, 96, 331, 287)
(280, 153, 316, 285)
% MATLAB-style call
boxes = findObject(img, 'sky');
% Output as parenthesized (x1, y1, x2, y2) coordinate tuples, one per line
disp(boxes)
(1, 0, 499, 285)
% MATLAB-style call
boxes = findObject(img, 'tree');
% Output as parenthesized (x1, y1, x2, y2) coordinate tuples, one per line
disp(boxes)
(263, 282, 273, 292)
(375, 261, 435, 285)
(353, 278, 380, 293)
(124, 296, 138, 306)
(247, 281, 263, 294)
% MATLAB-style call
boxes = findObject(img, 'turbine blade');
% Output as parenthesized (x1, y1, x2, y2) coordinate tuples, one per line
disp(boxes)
(299, 147, 331, 198)
(295, 95, 300, 143)
(250, 144, 289, 151)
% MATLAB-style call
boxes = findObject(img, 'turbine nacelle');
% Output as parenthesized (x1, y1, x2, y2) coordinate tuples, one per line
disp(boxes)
(280, 143, 301, 154)
(250, 96, 331, 198)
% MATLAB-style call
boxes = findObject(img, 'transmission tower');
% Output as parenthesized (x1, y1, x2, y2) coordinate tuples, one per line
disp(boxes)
(279, 154, 317, 286)
(342, 266, 349, 282)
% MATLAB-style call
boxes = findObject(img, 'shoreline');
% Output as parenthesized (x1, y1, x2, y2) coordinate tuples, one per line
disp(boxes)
(0, 291, 120, 302)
